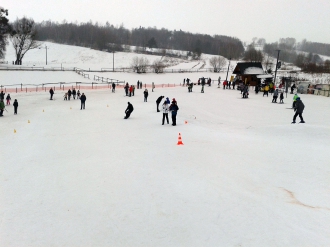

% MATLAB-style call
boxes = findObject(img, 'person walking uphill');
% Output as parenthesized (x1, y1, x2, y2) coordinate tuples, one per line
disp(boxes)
(156, 95, 164, 112)
(292, 97, 305, 124)
(80, 93, 86, 110)
(169, 101, 179, 126)
(13, 99, 18, 114)
(124, 102, 134, 119)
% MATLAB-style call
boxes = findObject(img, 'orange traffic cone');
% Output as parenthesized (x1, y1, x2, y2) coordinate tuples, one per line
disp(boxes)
(177, 133, 184, 145)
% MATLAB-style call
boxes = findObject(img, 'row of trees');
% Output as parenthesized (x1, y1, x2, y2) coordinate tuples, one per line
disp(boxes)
(35, 20, 244, 59)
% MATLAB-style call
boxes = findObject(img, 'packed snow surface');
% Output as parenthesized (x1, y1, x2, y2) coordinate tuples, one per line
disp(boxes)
(1, 42, 330, 247)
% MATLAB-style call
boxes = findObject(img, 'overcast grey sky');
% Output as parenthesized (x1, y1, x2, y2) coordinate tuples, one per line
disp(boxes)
(2, 0, 329, 44)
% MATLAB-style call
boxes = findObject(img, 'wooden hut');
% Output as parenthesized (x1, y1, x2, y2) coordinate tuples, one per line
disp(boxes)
(232, 62, 265, 86)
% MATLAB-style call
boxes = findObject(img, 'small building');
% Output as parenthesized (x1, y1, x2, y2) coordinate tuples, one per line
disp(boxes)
(232, 62, 266, 86)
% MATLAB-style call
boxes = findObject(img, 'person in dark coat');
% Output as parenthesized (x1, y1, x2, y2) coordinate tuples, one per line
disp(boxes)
(80, 93, 86, 110)
(124, 102, 134, 119)
(72, 88, 77, 100)
(0, 91, 5, 100)
(49, 88, 54, 100)
(279, 92, 284, 104)
(0, 99, 5, 116)
(169, 101, 179, 126)
(13, 99, 18, 114)
(144, 89, 148, 102)
(124, 83, 129, 96)
(6, 94, 11, 105)
(68, 89, 72, 100)
(156, 95, 164, 112)
(292, 97, 305, 124)
(112, 82, 116, 93)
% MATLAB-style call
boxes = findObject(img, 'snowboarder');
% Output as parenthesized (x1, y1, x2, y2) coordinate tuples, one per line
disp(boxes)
(13, 99, 18, 114)
(124, 102, 134, 119)
(162, 101, 170, 125)
(144, 89, 148, 102)
(169, 101, 179, 126)
(292, 97, 305, 124)
(49, 88, 54, 100)
(6, 94, 11, 105)
(156, 96, 164, 112)
(80, 93, 86, 110)
(0, 99, 5, 116)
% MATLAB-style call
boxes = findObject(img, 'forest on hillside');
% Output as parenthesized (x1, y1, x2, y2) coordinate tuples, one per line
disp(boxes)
(35, 20, 244, 59)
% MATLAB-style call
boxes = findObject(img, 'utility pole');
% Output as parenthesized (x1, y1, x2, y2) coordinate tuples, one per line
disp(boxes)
(113, 51, 114, 72)
(273, 50, 280, 86)
(225, 58, 231, 81)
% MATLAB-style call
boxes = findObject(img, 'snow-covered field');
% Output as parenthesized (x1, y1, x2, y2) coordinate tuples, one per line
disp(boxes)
(1, 43, 330, 247)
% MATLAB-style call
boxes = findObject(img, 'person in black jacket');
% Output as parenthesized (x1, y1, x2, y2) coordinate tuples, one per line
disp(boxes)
(13, 99, 18, 114)
(292, 97, 305, 124)
(144, 89, 148, 102)
(68, 89, 72, 100)
(169, 101, 179, 126)
(112, 82, 116, 93)
(156, 95, 164, 112)
(72, 88, 77, 99)
(80, 93, 86, 110)
(124, 102, 134, 119)
(49, 88, 54, 100)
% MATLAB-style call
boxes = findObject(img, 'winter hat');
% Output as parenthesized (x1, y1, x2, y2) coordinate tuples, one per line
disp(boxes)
(128, 102, 130, 104)
(297, 97, 300, 100)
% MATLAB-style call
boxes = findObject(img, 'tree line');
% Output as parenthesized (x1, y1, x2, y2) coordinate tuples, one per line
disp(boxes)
(34, 20, 244, 59)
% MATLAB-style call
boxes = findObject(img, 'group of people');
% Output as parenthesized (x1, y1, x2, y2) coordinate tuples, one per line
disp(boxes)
(124, 83, 136, 97)
(63, 88, 80, 100)
(158, 96, 179, 126)
(0, 91, 18, 116)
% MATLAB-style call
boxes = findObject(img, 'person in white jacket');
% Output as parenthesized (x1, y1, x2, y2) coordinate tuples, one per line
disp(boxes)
(162, 101, 170, 125)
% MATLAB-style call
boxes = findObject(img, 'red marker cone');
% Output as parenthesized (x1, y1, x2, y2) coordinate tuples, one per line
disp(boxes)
(177, 133, 184, 145)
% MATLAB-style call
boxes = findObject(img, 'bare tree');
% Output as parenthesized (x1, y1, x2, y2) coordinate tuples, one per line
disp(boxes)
(151, 59, 165, 73)
(131, 56, 149, 73)
(209, 56, 227, 72)
(10, 17, 40, 65)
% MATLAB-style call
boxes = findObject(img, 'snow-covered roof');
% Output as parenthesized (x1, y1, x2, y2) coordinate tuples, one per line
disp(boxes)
(244, 67, 264, 75)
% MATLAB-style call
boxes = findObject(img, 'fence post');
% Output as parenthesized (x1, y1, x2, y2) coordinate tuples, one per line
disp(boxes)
(21, 83, 22, 91)
(26, 87, 27, 93)
(16, 87, 17, 93)
(92, 82, 93, 89)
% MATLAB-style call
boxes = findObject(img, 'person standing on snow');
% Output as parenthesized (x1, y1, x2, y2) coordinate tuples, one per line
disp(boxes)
(49, 88, 54, 100)
(272, 89, 279, 103)
(292, 97, 305, 124)
(162, 101, 170, 125)
(0, 99, 5, 116)
(0, 91, 4, 101)
(169, 100, 179, 126)
(144, 89, 148, 102)
(152, 82, 155, 92)
(77, 90, 81, 99)
(156, 95, 164, 112)
(13, 99, 18, 114)
(6, 94, 11, 105)
(72, 88, 77, 100)
(80, 93, 86, 110)
(68, 89, 72, 100)
(112, 82, 116, 93)
(279, 92, 284, 104)
(124, 83, 129, 96)
(124, 102, 134, 119)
